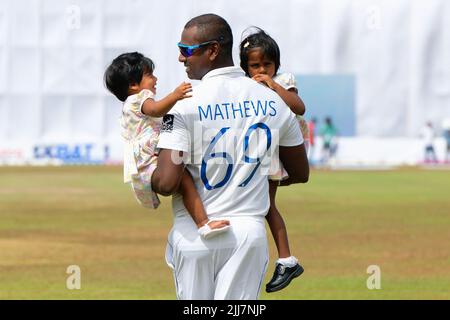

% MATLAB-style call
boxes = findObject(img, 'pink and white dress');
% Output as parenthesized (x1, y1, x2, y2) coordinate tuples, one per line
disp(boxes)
(121, 89, 161, 209)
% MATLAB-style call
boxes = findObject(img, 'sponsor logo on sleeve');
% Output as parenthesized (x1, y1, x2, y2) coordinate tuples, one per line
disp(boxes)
(162, 114, 175, 132)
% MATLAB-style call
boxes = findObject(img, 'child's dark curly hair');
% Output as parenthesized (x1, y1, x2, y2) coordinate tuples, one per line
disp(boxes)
(239, 27, 281, 77)
(104, 52, 155, 102)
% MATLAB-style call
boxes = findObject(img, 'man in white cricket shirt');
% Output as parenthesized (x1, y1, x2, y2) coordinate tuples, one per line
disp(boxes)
(151, 14, 309, 300)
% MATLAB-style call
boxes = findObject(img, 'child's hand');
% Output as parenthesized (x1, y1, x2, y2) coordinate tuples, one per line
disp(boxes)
(173, 82, 193, 100)
(252, 74, 277, 90)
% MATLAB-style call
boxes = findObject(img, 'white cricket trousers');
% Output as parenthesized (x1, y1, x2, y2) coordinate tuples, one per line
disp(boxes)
(165, 215, 269, 300)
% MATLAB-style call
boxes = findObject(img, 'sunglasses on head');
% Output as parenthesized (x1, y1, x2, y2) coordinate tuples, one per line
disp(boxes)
(177, 37, 225, 58)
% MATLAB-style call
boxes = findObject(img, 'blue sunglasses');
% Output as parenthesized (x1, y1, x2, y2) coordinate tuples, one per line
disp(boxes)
(177, 40, 217, 57)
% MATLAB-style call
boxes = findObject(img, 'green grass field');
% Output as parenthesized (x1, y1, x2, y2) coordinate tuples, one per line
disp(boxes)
(0, 166, 449, 300)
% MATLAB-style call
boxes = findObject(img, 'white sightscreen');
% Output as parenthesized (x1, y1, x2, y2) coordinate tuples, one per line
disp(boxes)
(0, 0, 449, 163)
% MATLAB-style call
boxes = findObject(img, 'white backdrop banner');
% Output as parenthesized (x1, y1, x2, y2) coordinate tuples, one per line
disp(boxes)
(0, 0, 449, 165)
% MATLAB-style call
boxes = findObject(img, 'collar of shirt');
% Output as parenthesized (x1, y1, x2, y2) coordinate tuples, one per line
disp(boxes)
(202, 66, 245, 81)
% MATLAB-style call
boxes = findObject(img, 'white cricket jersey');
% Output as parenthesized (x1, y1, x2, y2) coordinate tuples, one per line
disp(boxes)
(157, 66, 303, 219)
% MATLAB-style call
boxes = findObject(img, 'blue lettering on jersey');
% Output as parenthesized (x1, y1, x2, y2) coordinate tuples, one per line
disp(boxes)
(198, 100, 277, 121)
(198, 104, 212, 121)
(250, 100, 268, 116)
(243, 100, 251, 118)
(269, 100, 277, 116)
(214, 104, 224, 120)
(250, 100, 258, 115)
(232, 102, 243, 118)
(258, 100, 267, 115)
(222, 102, 231, 119)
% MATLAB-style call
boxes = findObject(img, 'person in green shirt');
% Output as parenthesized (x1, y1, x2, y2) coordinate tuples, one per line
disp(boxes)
(320, 117, 338, 164)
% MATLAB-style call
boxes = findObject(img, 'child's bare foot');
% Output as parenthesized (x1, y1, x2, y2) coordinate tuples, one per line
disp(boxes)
(198, 219, 230, 239)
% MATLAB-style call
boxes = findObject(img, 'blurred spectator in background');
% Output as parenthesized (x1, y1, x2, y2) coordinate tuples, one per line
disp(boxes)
(307, 117, 317, 163)
(319, 116, 338, 164)
(443, 119, 450, 163)
(420, 121, 437, 164)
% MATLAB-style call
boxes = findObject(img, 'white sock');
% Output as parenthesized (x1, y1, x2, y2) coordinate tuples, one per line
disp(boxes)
(276, 256, 298, 268)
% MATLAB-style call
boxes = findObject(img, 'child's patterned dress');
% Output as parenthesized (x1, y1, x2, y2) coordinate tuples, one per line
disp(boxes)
(121, 89, 161, 209)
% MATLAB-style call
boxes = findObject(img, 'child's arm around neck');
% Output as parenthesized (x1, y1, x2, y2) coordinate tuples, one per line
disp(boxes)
(271, 82, 305, 116)
(252, 74, 305, 116)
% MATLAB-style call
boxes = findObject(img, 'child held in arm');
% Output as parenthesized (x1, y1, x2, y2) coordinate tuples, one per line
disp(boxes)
(240, 28, 308, 293)
(104, 52, 229, 238)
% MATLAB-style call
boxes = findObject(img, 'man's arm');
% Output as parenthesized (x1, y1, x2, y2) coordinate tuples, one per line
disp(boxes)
(279, 143, 309, 186)
(151, 149, 185, 196)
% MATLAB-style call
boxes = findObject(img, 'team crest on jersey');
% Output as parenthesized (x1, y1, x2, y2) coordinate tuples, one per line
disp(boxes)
(161, 114, 174, 132)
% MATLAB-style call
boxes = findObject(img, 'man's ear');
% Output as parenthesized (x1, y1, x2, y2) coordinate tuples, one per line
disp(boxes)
(208, 42, 220, 61)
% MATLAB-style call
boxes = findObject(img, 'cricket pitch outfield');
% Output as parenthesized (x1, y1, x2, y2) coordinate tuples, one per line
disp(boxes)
(0, 166, 449, 299)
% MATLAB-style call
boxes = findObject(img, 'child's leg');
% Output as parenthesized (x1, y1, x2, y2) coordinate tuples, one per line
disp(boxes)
(267, 180, 291, 258)
(179, 170, 208, 228)
(131, 164, 160, 209)
(265, 180, 304, 293)
(179, 170, 230, 232)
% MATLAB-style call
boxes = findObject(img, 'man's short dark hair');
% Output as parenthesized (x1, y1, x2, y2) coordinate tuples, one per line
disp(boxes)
(104, 52, 155, 102)
(184, 13, 233, 58)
